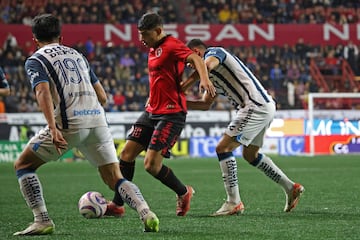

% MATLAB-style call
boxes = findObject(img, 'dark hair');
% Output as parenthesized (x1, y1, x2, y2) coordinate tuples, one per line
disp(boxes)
(186, 39, 208, 49)
(137, 12, 163, 31)
(32, 14, 61, 42)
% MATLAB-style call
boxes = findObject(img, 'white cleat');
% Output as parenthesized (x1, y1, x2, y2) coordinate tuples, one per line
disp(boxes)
(211, 201, 245, 216)
(13, 220, 55, 236)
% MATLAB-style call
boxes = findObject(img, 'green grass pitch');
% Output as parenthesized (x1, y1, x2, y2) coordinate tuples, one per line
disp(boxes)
(1, 155, 359, 240)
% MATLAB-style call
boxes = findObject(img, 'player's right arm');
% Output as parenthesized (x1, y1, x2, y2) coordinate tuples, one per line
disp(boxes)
(186, 90, 216, 110)
(186, 52, 216, 97)
(25, 58, 67, 153)
(35, 81, 68, 154)
(180, 70, 199, 92)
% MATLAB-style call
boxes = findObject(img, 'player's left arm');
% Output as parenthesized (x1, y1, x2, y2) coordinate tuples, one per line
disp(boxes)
(92, 80, 107, 106)
(204, 55, 220, 72)
(85, 55, 107, 106)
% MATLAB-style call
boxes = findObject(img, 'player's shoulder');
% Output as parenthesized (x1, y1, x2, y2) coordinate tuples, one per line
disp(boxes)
(207, 46, 226, 53)
(164, 35, 186, 47)
(205, 46, 227, 57)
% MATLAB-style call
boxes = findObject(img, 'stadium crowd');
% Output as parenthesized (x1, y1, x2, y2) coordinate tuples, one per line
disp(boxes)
(1, 0, 360, 25)
(0, 0, 359, 113)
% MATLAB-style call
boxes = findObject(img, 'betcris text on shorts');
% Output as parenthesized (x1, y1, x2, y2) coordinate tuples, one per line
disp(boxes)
(73, 109, 101, 116)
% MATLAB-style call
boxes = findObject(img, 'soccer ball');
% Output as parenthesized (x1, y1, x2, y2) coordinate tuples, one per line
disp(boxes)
(78, 191, 107, 219)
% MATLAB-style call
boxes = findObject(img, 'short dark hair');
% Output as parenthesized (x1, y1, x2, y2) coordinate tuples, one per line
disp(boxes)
(186, 39, 208, 49)
(32, 14, 61, 42)
(137, 12, 163, 31)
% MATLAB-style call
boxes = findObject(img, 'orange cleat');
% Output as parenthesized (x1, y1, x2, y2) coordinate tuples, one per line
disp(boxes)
(104, 201, 125, 217)
(176, 186, 194, 216)
(284, 183, 305, 212)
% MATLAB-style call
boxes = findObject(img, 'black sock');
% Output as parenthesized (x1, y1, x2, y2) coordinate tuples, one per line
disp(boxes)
(155, 165, 187, 196)
(112, 160, 135, 206)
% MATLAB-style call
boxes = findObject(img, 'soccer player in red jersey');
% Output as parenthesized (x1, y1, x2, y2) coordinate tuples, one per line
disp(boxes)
(105, 12, 216, 217)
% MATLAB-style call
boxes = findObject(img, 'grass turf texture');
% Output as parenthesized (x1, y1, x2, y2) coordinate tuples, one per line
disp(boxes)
(1, 155, 359, 240)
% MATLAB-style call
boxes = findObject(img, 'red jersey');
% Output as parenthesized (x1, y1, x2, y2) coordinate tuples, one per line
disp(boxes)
(146, 35, 193, 114)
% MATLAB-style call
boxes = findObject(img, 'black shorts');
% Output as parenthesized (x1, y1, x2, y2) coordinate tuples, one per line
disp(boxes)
(126, 111, 186, 158)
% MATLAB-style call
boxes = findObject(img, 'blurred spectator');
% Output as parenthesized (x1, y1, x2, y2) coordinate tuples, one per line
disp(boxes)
(286, 62, 301, 83)
(19, 121, 35, 141)
(287, 78, 295, 108)
(218, 4, 231, 23)
(85, 37, 95, 60)
(343, 40, 359, 75)
(119, 52, 135, 68)
(324, 49, 340, 75)
(3, 33, 17, 54)
(269, 63, 285, 96)
(0, 66, 10, 97)
(112, 88, 126, 111)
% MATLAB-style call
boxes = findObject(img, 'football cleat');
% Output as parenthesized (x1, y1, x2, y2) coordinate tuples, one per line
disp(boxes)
(143, 210, 160, 232)
(211, 201, 245, 216)
(104, 201, 125, 217)
(13, 220, 55, 236)
(284, 183, 305, 212)
(176, 185, 194, 216)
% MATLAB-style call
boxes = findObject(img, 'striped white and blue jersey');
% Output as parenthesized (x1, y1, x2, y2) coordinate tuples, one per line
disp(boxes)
(204, 47, 273, 109)
(25, 43, 107, 129)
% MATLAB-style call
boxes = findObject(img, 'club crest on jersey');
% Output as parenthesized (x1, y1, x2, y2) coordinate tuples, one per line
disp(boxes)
(155, 48, 162, 57)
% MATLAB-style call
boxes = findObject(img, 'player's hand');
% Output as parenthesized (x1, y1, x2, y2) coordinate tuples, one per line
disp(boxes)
(50, 127, 68, 154)
(199, 79, 216, 97)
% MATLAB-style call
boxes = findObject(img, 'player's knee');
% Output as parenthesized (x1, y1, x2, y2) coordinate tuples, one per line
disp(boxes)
(242, 151, 256, 163)
(120, 147, 139, 161)
(13, 159, 21, 171)
(14, 153, 33, 171)
(143, 159, 158, 176)
(215, 144, 224, 153)
(144, 162, 155, 175)
(98, 164, 121, 191)
(216, 143, 233, 153)
(103, 177, 117, 191)
(120, 148, 130, 160)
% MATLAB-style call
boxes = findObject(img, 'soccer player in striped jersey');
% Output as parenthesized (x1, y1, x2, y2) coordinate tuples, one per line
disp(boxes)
(184, 39, 304, 216)
(13, 14, 159, 235)
(105, 13, 216, 218)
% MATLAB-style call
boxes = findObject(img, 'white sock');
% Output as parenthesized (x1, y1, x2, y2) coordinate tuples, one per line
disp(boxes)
(18, 173, 50, 222)
(117, 180, 150, 220)
(218, 155, 241, 204)
(254, 154, 294, 192)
